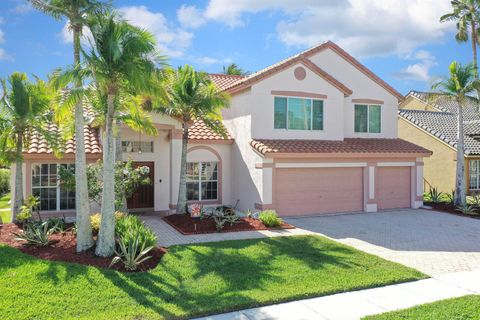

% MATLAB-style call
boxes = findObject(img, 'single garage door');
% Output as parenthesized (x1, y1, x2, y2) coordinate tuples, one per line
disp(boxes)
(377, 167, 411, 210)
(275, 167, 364, 216)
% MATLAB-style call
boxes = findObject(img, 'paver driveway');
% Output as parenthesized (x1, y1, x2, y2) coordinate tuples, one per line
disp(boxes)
(285, 209, 480, 276)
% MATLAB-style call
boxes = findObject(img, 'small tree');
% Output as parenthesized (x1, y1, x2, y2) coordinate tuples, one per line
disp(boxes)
(432, 61, 480, 206)
(156, 65, 230, 214)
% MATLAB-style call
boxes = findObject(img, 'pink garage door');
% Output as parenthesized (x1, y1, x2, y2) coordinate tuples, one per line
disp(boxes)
(377, 167, 411, 210)
(275, 167, 364, 216)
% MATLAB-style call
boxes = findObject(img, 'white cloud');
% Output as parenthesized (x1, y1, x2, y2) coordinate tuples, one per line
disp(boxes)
(0, 18, 11, 61)
(12, 2, 33, 14)
(192, 56, 232, 65)
(60, 23, 92, 45)
(177, 5, 206, 29)
(119, 5, 193, 58)
(395, 50, 437, 81)
(203, 0, 454, 58)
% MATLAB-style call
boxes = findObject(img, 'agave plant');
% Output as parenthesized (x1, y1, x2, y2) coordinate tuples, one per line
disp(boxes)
(14, 221, 53, 246)
(456, 204, 478, 215)
(428, 187, 444, 204)
(110, 235, 154, 271)
(445, 190, 456, 204)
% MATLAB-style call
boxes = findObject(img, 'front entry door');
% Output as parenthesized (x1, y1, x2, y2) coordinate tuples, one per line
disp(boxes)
(127, 162, 155, 209)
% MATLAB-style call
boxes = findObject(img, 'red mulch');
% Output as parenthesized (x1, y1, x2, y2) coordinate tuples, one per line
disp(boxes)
(0, 223, 166, 272)
(163, 214, 295, 235)
(423, 202, 480, 219)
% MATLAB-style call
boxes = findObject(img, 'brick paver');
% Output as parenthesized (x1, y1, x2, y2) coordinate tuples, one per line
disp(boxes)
(140, 214, 313, 247)
(286, 209, 480, 276)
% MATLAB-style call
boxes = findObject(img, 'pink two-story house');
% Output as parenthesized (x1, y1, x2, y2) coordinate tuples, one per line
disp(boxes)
(11, 41, 431, 217)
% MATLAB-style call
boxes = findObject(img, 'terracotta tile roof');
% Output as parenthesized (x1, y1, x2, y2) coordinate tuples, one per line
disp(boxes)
(27, 123, 101, 155)
(250, 138, 431, 155)
(208, 73, 245, 91)
(221, 41, 403, 101)
(188, 119, 233, 141)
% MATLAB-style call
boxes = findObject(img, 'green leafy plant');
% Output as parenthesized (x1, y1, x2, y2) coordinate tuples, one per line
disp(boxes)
(0, 168, 10, 195)
(91, 211, 126, 233)
(259, 210, 283, 227)
(445, 190, 456, 204)
(45, 217, 67, 233)
(456, 204, 478, 215)
(115, 215, 157, 250)
(14, 221, 53, 246)
(211, 209, 240, 232)
(16, 195, 41, 222)
(110, 234, 154, 271)
(428, 187, 444, 204)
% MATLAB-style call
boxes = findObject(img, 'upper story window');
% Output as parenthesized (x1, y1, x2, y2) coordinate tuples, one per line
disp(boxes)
(354, 104, 381, 133)
(122, 141, 154, 153)
(274, 97, 324, 131)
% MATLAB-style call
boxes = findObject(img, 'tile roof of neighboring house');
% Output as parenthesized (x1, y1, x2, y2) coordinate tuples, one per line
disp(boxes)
(220, 41, 403, 101)
(250, 138, 431, 155)
(400, 90, 480, 155)
(208, 73, 246, 91)
(398, 109, 480, 155)
(27, 123, 102, 155)
(188, 119, 233, 141)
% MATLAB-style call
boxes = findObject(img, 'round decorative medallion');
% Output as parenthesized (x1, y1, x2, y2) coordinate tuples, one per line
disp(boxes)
(294, 66, 306, 80)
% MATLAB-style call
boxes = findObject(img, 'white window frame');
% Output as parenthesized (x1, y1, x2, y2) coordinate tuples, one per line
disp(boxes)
(274, 96, 324, 131)
(470, 159, 480, 191)
(186, 161, 219, 201)
(31, 163, 75, 212)
(354, 104, 382, 134)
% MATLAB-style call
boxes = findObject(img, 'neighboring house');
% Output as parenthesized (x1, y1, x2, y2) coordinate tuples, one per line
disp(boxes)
(399, 90, 480, 194)
(10, 41, 431, 217)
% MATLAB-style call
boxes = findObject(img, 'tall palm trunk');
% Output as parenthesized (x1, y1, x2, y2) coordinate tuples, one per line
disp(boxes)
(176, 123, 188, 214)
(455, 99, 467, 206)
(471, 21, 478, 79)
(73, 24, 94, 252)
(95, 93, 116, 257)
(114, 121, 127, 212)
(13, 134, 24, 220)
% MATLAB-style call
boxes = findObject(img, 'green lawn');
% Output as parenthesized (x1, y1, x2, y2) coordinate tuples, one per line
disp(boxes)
(0, 193, 11, 223)
(0, 235, 426, 320)
(364, 295, 480, 320)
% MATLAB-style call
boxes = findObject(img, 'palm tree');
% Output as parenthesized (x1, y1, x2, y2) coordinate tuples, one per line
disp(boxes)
(441, 0, 480, 79)
(29, 0, 110, 252)
(432, 62, 480, 206)
(0, 73, 52, 220)
(222, 63, 247, 76)
(57, 13, 159, 256)
(157, 65, 230, 214)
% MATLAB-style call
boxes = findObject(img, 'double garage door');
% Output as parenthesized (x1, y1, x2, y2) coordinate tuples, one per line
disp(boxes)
(275, 166, 411, 216)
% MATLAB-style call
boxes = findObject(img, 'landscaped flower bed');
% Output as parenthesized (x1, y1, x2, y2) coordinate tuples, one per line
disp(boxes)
(423, 201, 480, 219)
(163, 213, 295, 235)
(0, 223, 166, 272)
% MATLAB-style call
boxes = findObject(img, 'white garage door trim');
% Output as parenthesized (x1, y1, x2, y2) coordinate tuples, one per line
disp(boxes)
(275, 162, 367, 168)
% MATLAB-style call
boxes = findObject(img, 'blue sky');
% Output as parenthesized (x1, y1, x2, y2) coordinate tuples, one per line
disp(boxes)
(0, 0, 474, 94)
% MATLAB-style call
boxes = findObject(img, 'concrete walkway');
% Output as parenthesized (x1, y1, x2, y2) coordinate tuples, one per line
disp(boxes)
(193, 269, 480, 320)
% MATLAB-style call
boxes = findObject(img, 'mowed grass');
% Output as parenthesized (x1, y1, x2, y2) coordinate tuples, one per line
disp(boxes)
(364, 295, 480, 320)
(0, 193, 11, 223)
(0, 235, 426, 320)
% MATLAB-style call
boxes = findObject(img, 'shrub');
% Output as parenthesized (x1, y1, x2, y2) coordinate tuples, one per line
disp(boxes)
(0, 168, 10, 195)
(14, 221, 53, 246)
(91, 211, 126, 233)
(115, 215, 157, 250)
(259, 210, 283, 227)
(17, 196, 40, 222)
(428, 187, 444, 204)
(456, 204, 477, 215)
(45, 217, 67, 233)
(445, 190, 455, 204)
(211, 208, 240, 232)
(16, 206, 32, 222)
(110, 234, 154, 271)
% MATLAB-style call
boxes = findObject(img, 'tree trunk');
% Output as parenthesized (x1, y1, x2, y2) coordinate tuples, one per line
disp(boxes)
(114, 121, 127, 212)
(12, 134, 24, 221)
(472, 22, 478, 79)
(95, 93, 116, 257)
(176, 123, 189, 214)
(73, 24, 94, 252)
(455, 99, 467, 206)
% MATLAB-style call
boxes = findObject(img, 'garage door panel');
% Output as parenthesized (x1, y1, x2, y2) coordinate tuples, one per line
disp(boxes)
(275, 167, 364, 216)
(377, 167, 411, 210)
